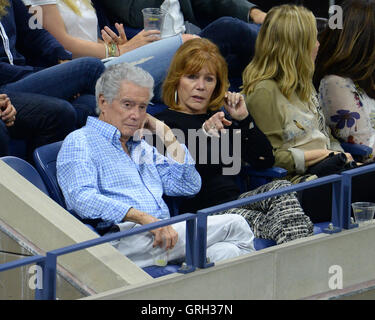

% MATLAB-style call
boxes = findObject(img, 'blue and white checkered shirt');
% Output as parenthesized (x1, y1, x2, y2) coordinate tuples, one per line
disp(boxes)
(57, 117, 201, 228)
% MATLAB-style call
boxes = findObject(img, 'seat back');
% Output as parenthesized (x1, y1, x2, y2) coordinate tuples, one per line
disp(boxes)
(1, 156, 50, 196)
(33, 141, 66, 208)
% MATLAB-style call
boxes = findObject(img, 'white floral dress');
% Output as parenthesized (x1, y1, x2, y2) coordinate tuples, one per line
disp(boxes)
(319, 75, 375, 152)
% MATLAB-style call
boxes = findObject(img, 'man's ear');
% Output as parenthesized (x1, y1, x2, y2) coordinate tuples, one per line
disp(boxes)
(98, 94, 108, 112)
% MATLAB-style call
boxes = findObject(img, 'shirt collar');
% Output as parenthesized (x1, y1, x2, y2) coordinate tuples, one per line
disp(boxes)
(85, 116, 142, 149)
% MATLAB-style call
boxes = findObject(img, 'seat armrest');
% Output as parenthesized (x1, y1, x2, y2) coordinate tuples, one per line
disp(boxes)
(241, 165, 288, 178)
(341, 142, 372, 157)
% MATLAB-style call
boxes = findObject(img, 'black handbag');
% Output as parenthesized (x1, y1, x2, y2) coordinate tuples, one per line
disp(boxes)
(307, 152, 357, 177)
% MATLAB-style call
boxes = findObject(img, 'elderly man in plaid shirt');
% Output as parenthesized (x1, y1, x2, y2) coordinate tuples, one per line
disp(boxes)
(57, 63, 254, 268)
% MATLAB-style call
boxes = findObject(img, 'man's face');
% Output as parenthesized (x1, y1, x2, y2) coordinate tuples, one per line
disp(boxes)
(99, 81, 150, 142)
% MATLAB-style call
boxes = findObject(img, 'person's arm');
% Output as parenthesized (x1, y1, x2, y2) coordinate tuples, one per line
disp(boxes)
(125, 207, 178, 249)
(203, 91, 274, 169)
(141, 114, 202, 197)
(249, 7, 267, 24)
(34, 4, 108, 59)
(320, 75, 375, 151)
(247, 87, 339, 174)
(34, 4, 162, 59)
(192, 0, 266, 24)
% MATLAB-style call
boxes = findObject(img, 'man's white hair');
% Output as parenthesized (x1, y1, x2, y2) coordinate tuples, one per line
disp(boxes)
(95, 62, 154, 113)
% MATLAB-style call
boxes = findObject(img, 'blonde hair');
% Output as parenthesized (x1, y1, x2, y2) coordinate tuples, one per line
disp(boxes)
(62, 0, 94, 16)
(0, 0, 10, 18)
(242, 5, 317, 102)
(162, 38, 229, 112)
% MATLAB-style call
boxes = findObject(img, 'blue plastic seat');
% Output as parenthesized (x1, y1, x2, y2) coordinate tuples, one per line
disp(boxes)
(1, 156, 50, 196)
(253, 221, 331, 250)
(33, 141, 65, 207)
(143, 264, 181, 278)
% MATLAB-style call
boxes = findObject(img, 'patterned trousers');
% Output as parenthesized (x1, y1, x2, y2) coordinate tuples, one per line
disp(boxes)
(217, 180, 314, 244)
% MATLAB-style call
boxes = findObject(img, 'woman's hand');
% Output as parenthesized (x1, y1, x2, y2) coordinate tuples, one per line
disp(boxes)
(119, 29, 161, 54)
(101, 23, 161, 56)
(203, 111, 232, 137)
(101, 23, 128, 47)
(224, 91, 249, 121)
(305, 149, 354, 167)
(0, 94, 16, 127)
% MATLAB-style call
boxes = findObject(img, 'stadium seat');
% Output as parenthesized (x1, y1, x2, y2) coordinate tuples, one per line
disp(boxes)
(237, 165, 288, 193)
(33, 141, 65, 207)
(341, 142, 372, 162)
(1, 156, 49, 196)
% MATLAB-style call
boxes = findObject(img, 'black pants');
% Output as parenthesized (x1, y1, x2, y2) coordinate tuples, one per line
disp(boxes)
(0, 92, 76, 162)
(299, 171, 375, 223)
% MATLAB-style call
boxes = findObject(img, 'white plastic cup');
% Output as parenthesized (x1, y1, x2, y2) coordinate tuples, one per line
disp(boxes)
(352, 202, 375, 226)
(142, 8, 166, 37)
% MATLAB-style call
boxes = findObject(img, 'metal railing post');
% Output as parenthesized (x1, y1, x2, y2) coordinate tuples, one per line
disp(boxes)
(196, 212, 214, 269)
(178, 218, 196, 273)
(341, 173, 358, 230)
(36, 252, 57, 300)
(324, 178, 343, 234)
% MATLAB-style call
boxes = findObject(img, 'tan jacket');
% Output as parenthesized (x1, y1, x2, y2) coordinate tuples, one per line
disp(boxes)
(246, 79, 342, 177)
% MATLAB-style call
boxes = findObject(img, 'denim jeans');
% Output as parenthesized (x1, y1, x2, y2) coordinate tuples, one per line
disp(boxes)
(104, 34, 183, 102)
(0, 92, 77, 161)
(0, 57, 105, 127)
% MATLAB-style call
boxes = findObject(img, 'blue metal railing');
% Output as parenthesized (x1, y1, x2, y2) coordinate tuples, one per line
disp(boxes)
(0, 213, 196, 300)
(196, 174, 344, 269)
(2, 166, 375, 300)
(340, 163, 375, 230)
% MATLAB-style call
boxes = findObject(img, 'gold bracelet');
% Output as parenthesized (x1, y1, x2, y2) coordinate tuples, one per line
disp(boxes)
(109, 43, 117, 57)
(104, 43, 109, 58)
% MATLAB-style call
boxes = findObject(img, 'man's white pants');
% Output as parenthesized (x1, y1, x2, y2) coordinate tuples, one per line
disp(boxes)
(112, 214, 255, 268)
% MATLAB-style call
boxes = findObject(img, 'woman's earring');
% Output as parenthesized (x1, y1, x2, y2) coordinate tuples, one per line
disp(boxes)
(174, 90, 178, 104)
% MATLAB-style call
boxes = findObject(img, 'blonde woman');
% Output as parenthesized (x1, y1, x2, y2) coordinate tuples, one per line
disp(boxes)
(242, 5, 363, 223)
(243, 5, 350, 178)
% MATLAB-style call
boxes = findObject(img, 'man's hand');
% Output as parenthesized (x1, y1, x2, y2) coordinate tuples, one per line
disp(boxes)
(150, 224, 179, 250)
(249, 8, 267, 24)
(141, 114, 186, 163)
(124, 208, 179, 250)
(0, 94, 16, 127)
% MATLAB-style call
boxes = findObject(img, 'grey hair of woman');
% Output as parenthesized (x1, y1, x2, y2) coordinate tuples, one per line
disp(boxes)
(95, 62, 154, 114)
